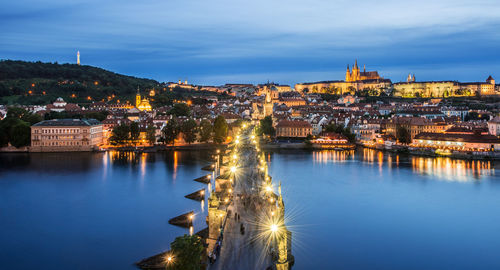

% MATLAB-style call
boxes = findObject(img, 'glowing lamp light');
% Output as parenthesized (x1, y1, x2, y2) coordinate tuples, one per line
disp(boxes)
(242, 124, 247, 128)
(231, 166, 237, 173)
(265, 185, 272, 192)
(167, 256, 173, 264)
(270, 224, 278, 233)
(233, 154, 237, 160)
(189, 214, 195, 220)
(235, 139, 240, 144)
(251, 135, 255, 139)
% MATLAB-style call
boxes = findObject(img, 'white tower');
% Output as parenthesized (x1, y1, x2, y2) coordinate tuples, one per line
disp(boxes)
(77, 51, 80, 65)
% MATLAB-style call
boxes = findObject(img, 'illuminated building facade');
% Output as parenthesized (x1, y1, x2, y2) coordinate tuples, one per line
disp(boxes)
(135, 88, 152, 111)
(30, 119, 103, 152)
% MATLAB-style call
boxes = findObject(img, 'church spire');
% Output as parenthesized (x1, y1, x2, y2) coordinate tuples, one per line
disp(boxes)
(354, 59, 358, 69)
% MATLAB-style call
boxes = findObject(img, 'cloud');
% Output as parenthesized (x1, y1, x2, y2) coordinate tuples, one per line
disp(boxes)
(1, 0, 500, 85)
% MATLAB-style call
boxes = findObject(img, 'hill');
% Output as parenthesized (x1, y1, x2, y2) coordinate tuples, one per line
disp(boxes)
(0, 60, 161, 105)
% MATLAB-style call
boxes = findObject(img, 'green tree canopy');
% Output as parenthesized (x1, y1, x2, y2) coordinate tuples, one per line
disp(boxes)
(168, 103, 191, 117)
(258, 116, 275, 137)
(109, 124, 130, 145)
(146, 125, 156, 145)
(169, 235, 204, 270)
(10, 121, 31, 147)
(213, 115, 228, 144)
(199, 119, 213, 143)
(396, 126, 411, 144)
(181, 119, 198, 144)
(130, 122, 140, 143)
(162, 118, 180, 145)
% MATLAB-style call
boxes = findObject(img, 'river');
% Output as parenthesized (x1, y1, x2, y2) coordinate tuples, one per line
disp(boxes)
(0, 149, 498, 269)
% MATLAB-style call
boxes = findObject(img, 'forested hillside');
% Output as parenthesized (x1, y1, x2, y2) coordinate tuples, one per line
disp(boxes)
(0, 60, 160, 104)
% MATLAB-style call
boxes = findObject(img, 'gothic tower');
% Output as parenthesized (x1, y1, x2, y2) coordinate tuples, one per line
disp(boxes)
(345, 65, 351, 82)
(352, 59, 360, 81)
(264, 88, 273, 117)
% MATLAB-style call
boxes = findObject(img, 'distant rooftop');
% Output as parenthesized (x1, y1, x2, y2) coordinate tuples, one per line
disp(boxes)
(32, 118, 101, 127)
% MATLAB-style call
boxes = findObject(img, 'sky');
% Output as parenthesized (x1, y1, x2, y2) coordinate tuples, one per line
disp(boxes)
(1, 0, 500, 86)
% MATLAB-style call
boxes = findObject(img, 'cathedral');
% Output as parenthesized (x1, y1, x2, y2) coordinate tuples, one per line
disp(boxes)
(345, 60, 381, 82)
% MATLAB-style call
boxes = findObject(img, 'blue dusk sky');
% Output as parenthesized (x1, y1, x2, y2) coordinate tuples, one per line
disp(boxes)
(1, 0, 499, 86)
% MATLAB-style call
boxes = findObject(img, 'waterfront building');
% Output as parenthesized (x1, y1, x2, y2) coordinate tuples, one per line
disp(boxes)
(30, 119, 103, 152)
(411, 132, 500, 152)
(311, 132, 354, 149)
(386, 117, 453, 140)
(275, 120, 312, 138)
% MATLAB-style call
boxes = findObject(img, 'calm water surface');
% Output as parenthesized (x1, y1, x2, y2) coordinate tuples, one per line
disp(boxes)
(0, 149, 499, 270)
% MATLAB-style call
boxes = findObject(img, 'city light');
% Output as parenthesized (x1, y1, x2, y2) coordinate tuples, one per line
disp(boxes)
(231, 166, 237, 173)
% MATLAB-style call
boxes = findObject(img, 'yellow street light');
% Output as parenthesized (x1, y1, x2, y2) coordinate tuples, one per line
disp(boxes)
(231, 166, 237, 173)
(270, 224, 278, 233)
(265, 185, 272, 192)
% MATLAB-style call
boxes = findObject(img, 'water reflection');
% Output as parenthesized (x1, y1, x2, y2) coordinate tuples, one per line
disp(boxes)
(411, 156, 494, 181)
(313, 148, 496, 182)
(312, 150, 355, 163)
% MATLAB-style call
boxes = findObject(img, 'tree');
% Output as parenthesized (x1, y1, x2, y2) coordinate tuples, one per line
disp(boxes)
(130, 122, 140, 144)
(0, 117, 27, 147)
(199, 119, 212, 143)
(213, 115, 228, 144)
(109, 124, 130, 145)
(146, 125, 156, 145)
(258, 116, 275, 137)
(168, 103, 191, 117)
(169, 235, 204, 270)
(181, 119, 198, 144)
(10, 121, 31, 147)
(162, 118, 180, 145)
(396, 126, 411, 144)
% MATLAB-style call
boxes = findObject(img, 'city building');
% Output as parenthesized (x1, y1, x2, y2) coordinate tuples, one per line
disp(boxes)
(275, 120, 312, 138)
(488, 116, 500, 136)
(30, 119, 103, 152)
(412, 132, 500, 152)
(136, 88, 152, 111)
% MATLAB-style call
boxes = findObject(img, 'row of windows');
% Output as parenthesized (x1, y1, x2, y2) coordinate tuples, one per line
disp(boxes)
(34, 128, 81, 134)
(32, 141, 89, 146)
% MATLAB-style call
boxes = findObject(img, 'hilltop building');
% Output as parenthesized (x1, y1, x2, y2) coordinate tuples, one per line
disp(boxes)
(294, 60, 391, 94)
(393, 76, 497, 97)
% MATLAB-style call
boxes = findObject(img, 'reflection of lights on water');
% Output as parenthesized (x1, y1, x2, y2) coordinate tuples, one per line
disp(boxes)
(313, 150, 355, 164)
(201, 200, 205, 212)
(411, 156, 492, 182)
(189, 226, 193, 236)
(173, 151, 178, 180)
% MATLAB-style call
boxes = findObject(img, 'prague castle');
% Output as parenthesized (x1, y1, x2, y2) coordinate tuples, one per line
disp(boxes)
(393, 75, 497, 98)
(294, 60, 391, 94)
(345, 60, 381, 82)
(294, 60, 498, 97)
